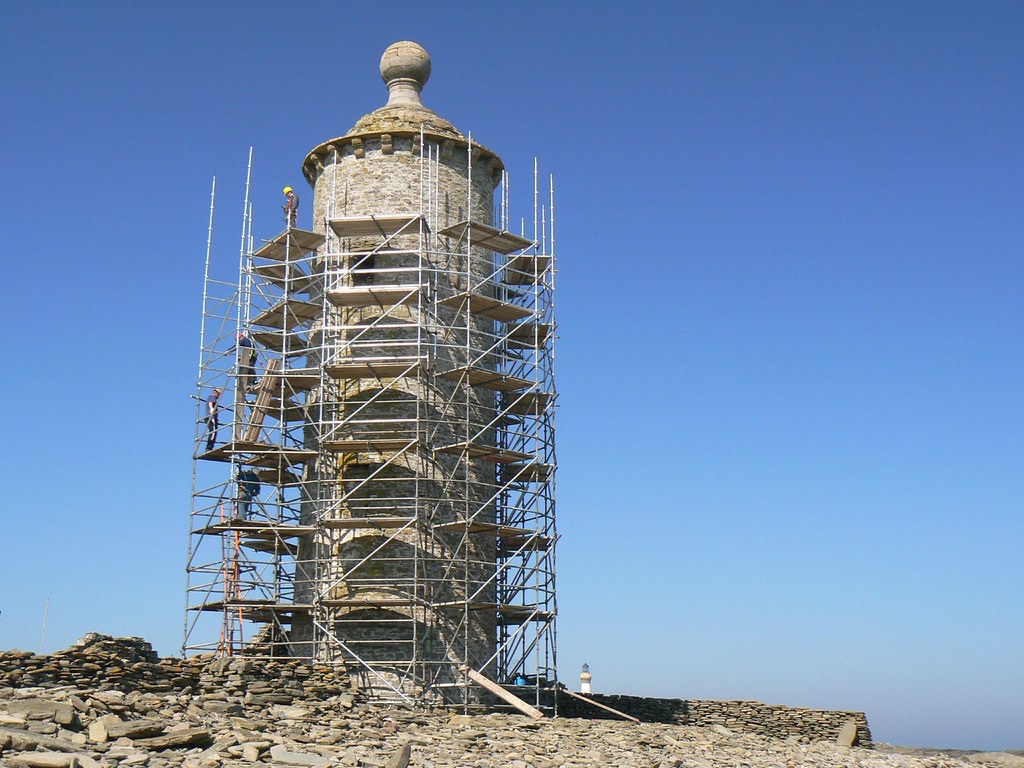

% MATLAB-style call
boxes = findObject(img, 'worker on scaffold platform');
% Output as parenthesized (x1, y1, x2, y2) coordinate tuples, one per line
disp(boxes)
(282, 186, 299, 228)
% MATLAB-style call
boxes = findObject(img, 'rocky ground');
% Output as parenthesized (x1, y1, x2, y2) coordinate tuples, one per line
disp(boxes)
(2, 682, 1022, 768)
(1, 635, 1019, 768)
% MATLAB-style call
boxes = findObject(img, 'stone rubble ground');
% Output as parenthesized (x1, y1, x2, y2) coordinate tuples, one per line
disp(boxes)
(2, 634, 1020, 768)
(3, 685, 1023, 768)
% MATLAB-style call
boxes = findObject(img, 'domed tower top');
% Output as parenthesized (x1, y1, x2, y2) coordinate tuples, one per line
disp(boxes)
(342, 40, 458, 137)
(379, 41, 431, 107)
(302, 41, 502, 185)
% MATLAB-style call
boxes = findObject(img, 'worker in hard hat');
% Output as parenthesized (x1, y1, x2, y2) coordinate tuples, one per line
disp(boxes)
(282, 186, 299, 228)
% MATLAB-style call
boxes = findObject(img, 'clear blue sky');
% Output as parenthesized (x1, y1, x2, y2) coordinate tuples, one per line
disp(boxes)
(2, 0, 1020, 752)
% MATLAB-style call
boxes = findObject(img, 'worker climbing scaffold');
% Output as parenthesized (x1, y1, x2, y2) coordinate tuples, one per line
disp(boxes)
(204, 388, 221, 451)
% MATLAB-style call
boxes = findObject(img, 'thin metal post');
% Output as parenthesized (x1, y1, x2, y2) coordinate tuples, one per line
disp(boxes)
(38, 598, 49, 654)
(184, 176, 217, 655)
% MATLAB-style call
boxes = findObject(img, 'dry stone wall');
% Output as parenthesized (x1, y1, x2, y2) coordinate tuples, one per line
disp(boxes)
(0, 634, 197, 695)
(554, 692, 873, 747)
(0, 635, 352, 706)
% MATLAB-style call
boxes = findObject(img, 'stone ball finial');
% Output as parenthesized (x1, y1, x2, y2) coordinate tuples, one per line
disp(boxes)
(380, 41, 431, 107)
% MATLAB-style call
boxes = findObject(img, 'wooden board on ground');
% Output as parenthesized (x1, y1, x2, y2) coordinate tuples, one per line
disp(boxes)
(559, 688, 640, 723)
(461, 667, 544, 719)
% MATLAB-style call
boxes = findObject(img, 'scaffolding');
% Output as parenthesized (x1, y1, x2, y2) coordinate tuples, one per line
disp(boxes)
(185, 146, 558, 710)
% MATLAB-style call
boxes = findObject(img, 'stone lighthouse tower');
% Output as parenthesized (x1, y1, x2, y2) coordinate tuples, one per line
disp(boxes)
(292, 42, 554, 703)
(186, 42, 556, 708)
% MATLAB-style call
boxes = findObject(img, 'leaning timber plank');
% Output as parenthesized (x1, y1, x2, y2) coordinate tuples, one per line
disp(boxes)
(460, 666, 544, 719)
(559, 688, 641, 723)
(243, 358, 282, 442)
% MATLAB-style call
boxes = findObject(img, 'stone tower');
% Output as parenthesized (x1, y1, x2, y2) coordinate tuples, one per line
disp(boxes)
(187, 42, 556, 708)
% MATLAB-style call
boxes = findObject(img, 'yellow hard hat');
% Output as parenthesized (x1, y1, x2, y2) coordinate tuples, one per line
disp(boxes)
(283, 186, 293, 195)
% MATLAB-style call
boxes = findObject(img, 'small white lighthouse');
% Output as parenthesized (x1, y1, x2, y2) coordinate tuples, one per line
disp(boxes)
(580, 662, 592, 694)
